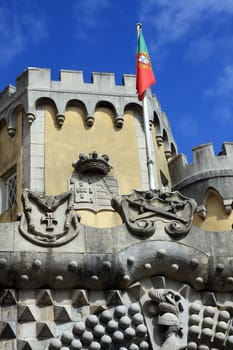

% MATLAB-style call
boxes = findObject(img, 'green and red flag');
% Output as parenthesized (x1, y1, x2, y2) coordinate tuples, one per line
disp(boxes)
(136, 29, 156, 101)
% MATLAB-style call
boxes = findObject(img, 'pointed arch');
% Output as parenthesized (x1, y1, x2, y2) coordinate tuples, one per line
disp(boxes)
(153, 111, 161, 134)
(170, 142, 177, 157)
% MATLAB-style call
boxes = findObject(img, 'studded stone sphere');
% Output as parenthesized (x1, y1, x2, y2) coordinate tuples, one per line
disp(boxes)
(198, 345, 209, 350)
(128, 303, 140, 315)
(226, 335, 233, 349)
(136, 324, 147, 337)
(106, 319, 118, 332)
(132, 313, 144, 325)
(201, 327, 213, 339)
(100, 310, 113, 323)
(189, 325, 200, 337)
(214, 332, 225, 343)
(119, 315, 131, 329)
(217, 320, 228, 332)
(139, 340, 149, 350)
(100, 334, 112, 347)
(203, 306, 215, 317)
(49, 338, 62, 349)
(187, 342, 197, 350)
(61, 330, 74, 344)
(189, 302, 202, 314)
(70, 339, 82, 349)
(124, 327, 136, 340)
(89, 341, 101, 350)
(81, 330, 94, 345)
(114, 305, 127, 318)
(112, 330, 124, 343)
(86, 314, 99, 328)
(93, 324, 105, 338)
(129, 343, 139, 350)
(218, 310, 230, 322)
(189, 314, 201, 325)
(202, 317, 215, 328)
(73, 321, 85, 336)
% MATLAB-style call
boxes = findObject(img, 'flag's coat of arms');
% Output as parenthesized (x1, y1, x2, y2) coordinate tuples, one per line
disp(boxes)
(136, 29, 156, 101)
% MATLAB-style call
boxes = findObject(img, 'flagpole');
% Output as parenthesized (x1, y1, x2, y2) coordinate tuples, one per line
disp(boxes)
(136, 23, 158, 191)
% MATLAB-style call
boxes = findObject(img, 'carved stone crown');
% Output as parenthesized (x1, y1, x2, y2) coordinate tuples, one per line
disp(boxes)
(72, 151, 112, 175)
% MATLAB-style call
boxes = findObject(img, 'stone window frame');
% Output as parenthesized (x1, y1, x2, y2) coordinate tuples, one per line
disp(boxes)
(0, 167, 17, 213)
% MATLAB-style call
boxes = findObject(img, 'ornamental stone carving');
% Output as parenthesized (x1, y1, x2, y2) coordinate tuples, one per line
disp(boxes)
(19, 189, 80, 246)
(148, 289, 185, 350)
(49, 303, 149, 350)
(112, 190, 197, 238)
(70, 151, 119, 212)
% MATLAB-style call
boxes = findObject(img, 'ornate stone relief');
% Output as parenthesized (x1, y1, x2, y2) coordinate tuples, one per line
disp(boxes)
(70, 151, 119, 212)
(0, 278, 233, 349)
(49, 303, 149, 350)
(112, 190, 197, 238)
(19, 189, 80, 246)
(147, 288, 185, 350)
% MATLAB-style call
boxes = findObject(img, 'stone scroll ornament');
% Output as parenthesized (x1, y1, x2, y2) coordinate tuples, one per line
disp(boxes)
(112, 190, 197, 238)
(19, 189, 80, 246)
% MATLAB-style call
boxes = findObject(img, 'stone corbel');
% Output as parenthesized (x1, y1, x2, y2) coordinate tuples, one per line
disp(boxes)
(26, 112, 36, 124)
(85, 114, 95, 127)
(156, 135, 164, 146)
(223, 199, 233, 215)
(114, 115, 124, 128)
(165, 150, 172, 159)
(56, 113, 65, 127)
(7, 113, 16, 137)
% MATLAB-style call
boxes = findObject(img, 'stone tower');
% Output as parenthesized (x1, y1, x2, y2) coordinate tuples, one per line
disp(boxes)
(0, 67, 233, 350)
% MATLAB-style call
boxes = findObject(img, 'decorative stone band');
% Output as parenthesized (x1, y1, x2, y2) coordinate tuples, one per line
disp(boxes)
(0, 224, 231, 291)
(1, 278, 233, 349)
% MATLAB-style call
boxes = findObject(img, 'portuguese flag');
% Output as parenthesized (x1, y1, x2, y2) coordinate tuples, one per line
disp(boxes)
(136, 30, 156, 101)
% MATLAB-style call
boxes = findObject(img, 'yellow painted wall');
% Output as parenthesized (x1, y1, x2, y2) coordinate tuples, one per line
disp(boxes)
(45, 105, 142, 227)
(0, 112, 22, 222)
(151, 125, 171, 189)
(193, 189, 233, 231)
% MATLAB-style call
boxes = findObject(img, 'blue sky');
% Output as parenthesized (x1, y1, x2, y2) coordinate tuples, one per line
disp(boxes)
(1, 0, 233, 161)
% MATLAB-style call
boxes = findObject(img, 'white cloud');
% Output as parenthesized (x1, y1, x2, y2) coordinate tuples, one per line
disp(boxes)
(72, 0, 110, 39)
(139, 0, 233, 53)
(205, 64, 233, 127)
(174, 113, 199, 138)
(184, 37, 215, 63)
(0, 2, 47, 66)
(206, 64, 233, 98)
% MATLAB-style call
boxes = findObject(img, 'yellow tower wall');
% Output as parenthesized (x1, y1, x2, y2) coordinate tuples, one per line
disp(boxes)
(0, 112, 22, 222)
(45, 105, 144, 227)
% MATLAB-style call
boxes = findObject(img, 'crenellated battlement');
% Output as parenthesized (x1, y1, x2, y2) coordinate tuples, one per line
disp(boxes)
(12, 68, 137, 96)
(0, 68, 177, 155)
(170, 143, 233, 185)
(169, 142, 233, 214)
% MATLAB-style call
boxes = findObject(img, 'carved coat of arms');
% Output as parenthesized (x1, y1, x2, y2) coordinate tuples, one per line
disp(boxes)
(70, 151, 119, 213)
(19, 189, 80, 246)
(112, 189, 197, 238)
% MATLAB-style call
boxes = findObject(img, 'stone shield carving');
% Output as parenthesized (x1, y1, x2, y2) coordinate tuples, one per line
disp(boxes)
(19, 189, 80, 246)
(112, 190, 197, 238)
(70, 151, 119, 212)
